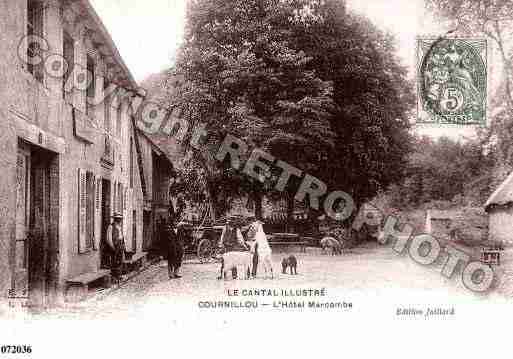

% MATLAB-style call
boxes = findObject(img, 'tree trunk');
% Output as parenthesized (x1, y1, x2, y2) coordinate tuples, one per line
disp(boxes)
(494, 21, 513, 111)
(286, 193, 294, 233)
(204, 180, 218, 223)
(253, 191, 263, 220)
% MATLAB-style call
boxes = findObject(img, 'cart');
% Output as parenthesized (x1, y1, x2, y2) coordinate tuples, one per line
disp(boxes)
(180, 223, 225, 263)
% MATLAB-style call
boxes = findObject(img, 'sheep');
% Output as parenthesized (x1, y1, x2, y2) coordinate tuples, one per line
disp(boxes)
(218, 251, 253, 280)
(320, 236, 343, 255)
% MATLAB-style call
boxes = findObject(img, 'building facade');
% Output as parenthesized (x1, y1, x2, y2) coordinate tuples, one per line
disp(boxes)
(136, 131, 174, 254)
(0, 0, 171, 307)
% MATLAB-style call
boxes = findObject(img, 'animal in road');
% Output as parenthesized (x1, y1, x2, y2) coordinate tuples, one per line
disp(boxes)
(281, 255, 298, 275)
(320, 236, 343, 255)
(218, 251, 253, 280)
(250, 221, 273, 279)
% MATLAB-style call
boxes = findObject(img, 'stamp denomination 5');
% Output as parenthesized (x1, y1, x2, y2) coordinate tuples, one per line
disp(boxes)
(417, 38, 487, 126)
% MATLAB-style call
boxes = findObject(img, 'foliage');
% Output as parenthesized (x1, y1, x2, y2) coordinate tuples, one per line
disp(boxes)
(426, 0, 513, 179)
(286, 0, 415, 207)
(149, 0, 415, 221)
(172, 0, 339, 218)
(386, 135, 494, 209)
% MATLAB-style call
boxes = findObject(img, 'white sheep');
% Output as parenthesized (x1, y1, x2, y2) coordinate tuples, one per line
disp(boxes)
(218, 251, 253, 280)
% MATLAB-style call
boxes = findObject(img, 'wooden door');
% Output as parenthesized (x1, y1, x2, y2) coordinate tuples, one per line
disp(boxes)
(100, 179, 111, 268)
(14, 146, 31, 296)
(29, 155, 51, 309)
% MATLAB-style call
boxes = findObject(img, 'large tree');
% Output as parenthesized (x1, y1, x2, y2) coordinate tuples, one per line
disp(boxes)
(286, 0, 415, 212)
(155, 0, 414, 223)
(174, 0, 336, 219)
(426, 0, 513, 182)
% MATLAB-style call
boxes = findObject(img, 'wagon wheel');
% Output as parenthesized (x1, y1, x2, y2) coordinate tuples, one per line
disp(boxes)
(197, 238, 213, 263)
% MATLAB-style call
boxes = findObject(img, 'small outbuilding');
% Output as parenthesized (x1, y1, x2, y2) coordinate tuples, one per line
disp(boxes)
(425, 210, 462, 239)
(485, 171, 513, 247)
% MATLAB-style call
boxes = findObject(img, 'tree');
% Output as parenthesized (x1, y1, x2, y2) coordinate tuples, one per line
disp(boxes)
(426, 0, 513, 176)
(174, 0, 336, 218)
(286, 0, 415, 213)
(427, 0, 513, 109)
(386, 135, 494, 208)
(152, 0, 414, 225)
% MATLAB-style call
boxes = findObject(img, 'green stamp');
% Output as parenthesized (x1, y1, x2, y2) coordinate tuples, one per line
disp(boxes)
(417, 38, 487, 125)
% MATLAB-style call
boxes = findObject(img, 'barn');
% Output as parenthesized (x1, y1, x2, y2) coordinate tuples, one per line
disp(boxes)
(485, 171, 513, 247)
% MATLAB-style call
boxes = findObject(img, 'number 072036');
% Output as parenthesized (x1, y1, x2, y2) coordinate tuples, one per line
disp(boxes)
(0, 345, 32, 354)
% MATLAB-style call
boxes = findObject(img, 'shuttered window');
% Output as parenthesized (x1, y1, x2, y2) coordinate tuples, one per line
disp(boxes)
(117, 182, 123, 213)
(130, 138, 134, 188)
(112, 181, 117, 213)
(78, 169, 95, 253)
(116, 99, 122, 137)
(94, 176, 102, 251)
(132, 210, 137, 253)
(63, 31, 74, 100)
(104, 79, 111, 132)
(27, 0, 44, 83)
(86, 55, 96, 117)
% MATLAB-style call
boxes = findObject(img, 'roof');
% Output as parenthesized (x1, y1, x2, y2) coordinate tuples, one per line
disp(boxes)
(136, 129, 175, 168)
(485, 171, 513, 210)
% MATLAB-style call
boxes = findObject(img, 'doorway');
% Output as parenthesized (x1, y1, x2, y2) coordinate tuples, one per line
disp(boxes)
(100, 179, 111, 269)
(14, 140, 59, 308)
(142, 210, 152, 251)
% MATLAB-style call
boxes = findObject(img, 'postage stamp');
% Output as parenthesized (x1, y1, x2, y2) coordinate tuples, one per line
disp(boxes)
(417, 38, 487, 126)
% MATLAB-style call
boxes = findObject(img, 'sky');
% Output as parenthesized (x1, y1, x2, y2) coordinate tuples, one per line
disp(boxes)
(90, 0, 186, 82)
(90, 0, 473, 138)
(90, 0, 435, 82)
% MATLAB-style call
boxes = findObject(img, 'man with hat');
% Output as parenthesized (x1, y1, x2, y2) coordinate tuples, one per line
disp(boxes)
(105, 212, 127, 283)
(166, 219, 185, 279)
(218, 216, 248, 279)
(219, 216, 248, 252)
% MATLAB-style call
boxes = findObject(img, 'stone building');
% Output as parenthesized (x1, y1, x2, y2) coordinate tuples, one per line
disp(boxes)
(425, 210, 459, 239)
(136, 131, 175, 254)
(0, 0, 172, 307)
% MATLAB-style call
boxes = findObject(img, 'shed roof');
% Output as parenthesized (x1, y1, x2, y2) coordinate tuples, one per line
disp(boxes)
(485, 171, 513, 210)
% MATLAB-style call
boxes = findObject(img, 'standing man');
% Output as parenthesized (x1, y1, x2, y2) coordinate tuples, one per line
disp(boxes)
(219, 217, 248, 252)
(166, 220, 184, 279)
(106, 213, 126, 283)
(219, 217, 248, 279)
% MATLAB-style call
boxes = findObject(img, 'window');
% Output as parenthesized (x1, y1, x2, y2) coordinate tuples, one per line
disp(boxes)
(27, 0, 44, 83)
(130, 138, 134, 188)
(112, 181, 116, 213)
(117, 182, 123, 213)
(116, 98, 122, 137)
(132, 210, 137, 252)
(86, 55, 96, 117)
(86, 172, 95, 249)
(63, 31, 74, 100)
(78, 169, 95, 253)
(104, 79, 111, 132)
